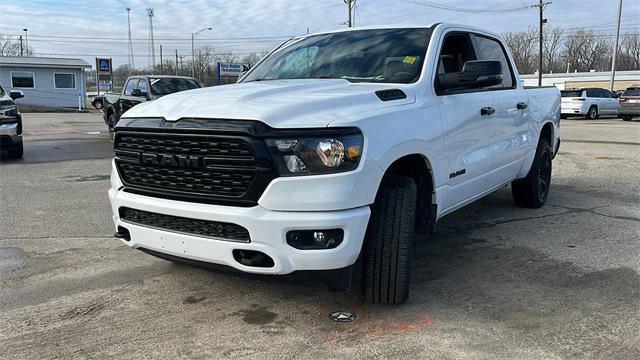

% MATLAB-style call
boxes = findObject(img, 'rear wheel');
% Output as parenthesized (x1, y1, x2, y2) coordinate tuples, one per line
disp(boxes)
(363, 176, 417, 305)
(512, 137, 553, 208)
(586, 106, 598, 120)
(93, 100, 103, 109)
(622, 115, 634, 121)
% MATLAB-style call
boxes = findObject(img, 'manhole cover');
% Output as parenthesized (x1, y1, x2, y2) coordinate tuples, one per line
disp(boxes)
(329, 311, 357, 322)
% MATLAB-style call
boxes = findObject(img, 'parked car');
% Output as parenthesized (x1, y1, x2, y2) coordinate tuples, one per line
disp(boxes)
(0, 83, 24, 159)
(90, 95, 105, 110)
(103, 75, 203, 140)
(108, 24, 561, 305)
(560, 88, 620, 119)
(619, 86, 640, 121)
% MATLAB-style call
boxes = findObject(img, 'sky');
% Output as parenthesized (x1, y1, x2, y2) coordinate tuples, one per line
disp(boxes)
(1, 0, 639, 68)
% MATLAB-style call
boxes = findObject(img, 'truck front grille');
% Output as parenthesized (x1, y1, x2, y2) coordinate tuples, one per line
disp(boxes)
(114, 129, 277, 206)
(119, 207, 250, 242)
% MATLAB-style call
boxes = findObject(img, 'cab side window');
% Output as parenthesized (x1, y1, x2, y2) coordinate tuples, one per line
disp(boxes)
(124, 79, 138, 96)
(435, 33, 476, 93)
(470, 34, 514, 89)
(138, 79, 148, 95)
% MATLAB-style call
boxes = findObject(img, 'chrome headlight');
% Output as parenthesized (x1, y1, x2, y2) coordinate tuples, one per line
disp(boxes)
(265, 131, 363, 176)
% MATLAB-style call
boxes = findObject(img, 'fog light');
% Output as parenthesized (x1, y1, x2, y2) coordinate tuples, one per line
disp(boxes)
(287, 229, 344, 250)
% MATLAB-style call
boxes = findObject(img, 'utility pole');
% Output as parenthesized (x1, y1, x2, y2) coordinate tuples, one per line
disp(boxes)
(22, 29, 28, 56)
(160, 45, 163, 74)
(126, 8, 134, 68)
(344, 0, 356, 27)
(19, 35, 23, 56)
(610, 0, 623, 92)
(175, 50, 179, 75)
(147, 8, 155, 70)
(530, 0, 551, 86)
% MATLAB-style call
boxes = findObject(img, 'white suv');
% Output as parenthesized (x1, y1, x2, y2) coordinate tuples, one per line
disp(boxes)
(561, 88, 620, 119)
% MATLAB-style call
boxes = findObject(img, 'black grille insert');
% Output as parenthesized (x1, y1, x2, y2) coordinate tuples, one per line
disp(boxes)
(114, 130, 277, 206)
(119, 207, 251, 242)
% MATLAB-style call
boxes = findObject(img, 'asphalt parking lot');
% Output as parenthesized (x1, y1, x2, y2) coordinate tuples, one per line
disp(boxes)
(1, 113, 639, 359)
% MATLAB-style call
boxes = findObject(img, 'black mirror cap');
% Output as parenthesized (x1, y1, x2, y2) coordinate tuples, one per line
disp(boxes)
(438, 60, 503, 92)
(130, 88, 143, 97)
(9, 90, 24, 100)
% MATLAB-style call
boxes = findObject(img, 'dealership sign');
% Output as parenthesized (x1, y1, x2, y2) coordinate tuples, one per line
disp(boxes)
(218, 62, 250, 76)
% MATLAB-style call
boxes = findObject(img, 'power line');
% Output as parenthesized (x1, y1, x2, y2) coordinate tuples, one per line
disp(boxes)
(400, 0, 530, 13)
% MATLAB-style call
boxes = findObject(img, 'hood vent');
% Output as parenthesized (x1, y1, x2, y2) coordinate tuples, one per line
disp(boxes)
(375, 89, 407, 102)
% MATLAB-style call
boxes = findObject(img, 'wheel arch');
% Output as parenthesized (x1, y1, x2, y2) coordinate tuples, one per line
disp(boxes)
(375, 153, 437, 235)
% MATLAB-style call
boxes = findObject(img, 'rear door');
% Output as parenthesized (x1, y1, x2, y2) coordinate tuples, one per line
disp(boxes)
(435, 31, 497, 211)
(470, 33, 528, 179)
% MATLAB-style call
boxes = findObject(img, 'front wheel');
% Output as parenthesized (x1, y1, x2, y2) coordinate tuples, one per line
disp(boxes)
(362, 176, 417, 305)
(511, 137, 553, 208)
(622, 115, 634, 121)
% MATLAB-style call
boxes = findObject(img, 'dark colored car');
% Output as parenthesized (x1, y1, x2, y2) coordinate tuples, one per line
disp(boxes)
(103, 75, 203, 140)
(0, 83, 25, 159)
(91, 95, 105, 110)
(619, 86, 640, 121)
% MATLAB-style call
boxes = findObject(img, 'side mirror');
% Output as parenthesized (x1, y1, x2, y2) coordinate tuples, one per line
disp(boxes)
(9, 90, 24, 100)
(438, 60, 503, 92)
(130, 88, 145, 97)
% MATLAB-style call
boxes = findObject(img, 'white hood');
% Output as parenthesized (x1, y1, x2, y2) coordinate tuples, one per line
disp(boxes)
(122, 79, 415, 128)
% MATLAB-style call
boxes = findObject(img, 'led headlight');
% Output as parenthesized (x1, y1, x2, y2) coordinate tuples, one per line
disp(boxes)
(265, 132, 363, 176)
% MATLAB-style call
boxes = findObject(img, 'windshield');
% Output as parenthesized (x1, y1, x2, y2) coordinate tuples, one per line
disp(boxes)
(622, 88, 640, 96)
(561, 90, 583, 97)
(242, 28, 432, 84)
(150, 78, 202, 96)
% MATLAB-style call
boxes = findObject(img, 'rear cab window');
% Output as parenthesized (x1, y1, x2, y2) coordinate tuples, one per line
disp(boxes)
(149, 78, 201, 96)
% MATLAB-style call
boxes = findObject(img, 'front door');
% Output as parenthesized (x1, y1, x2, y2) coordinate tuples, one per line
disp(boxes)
(434, 32, 497, 211)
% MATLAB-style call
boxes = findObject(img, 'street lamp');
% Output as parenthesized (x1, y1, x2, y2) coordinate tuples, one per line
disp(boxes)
(191, 27, 212, 78)
(22, 29, 28, 56)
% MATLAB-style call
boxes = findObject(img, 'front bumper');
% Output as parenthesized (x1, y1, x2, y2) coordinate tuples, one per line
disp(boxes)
(0, 122, 22, 147)
(108, 186, 371, 275)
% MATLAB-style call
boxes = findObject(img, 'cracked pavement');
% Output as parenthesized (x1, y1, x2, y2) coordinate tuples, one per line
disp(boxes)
(0, 114, 639, 359)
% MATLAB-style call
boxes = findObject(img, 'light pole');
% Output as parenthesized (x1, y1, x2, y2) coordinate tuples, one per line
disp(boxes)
(22, 29, 28, 56)
(191, 27, 212, 79)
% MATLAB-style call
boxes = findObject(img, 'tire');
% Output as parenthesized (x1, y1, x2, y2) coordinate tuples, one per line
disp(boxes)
(108, 114, 117, 142)
(622, 115, 634, 121)
(363, 175, 417, 305)
(93, 100, 103, 109)
(511, 137, 553, 208)
(11, 142, 24, 159)
(586, 106, 598, 120)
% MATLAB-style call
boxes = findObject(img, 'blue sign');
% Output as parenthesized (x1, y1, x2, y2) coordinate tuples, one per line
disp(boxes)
(98, 58, 110, 72)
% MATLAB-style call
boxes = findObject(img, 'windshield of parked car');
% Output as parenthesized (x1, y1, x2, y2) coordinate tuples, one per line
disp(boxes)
(561, 90, 583, 97)
(150, 78, 202, 96)
(242, 28, 432, 84)
(622, 88, 640, 96)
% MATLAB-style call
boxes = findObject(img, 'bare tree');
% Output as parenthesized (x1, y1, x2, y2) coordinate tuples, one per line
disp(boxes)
(503, 26, 538, 74)
(619, 32, 640, 70)
(561, 29, 611, 72)
(0, 34, 34, 56)
(544, 26, 564, 73)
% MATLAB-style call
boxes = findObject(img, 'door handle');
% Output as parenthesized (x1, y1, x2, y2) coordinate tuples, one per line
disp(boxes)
(517, 102, 528, 110)
(480, 107, 495, 116)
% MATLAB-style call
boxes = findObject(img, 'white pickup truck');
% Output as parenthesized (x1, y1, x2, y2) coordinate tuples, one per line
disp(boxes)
(108, 24, 560, 304)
